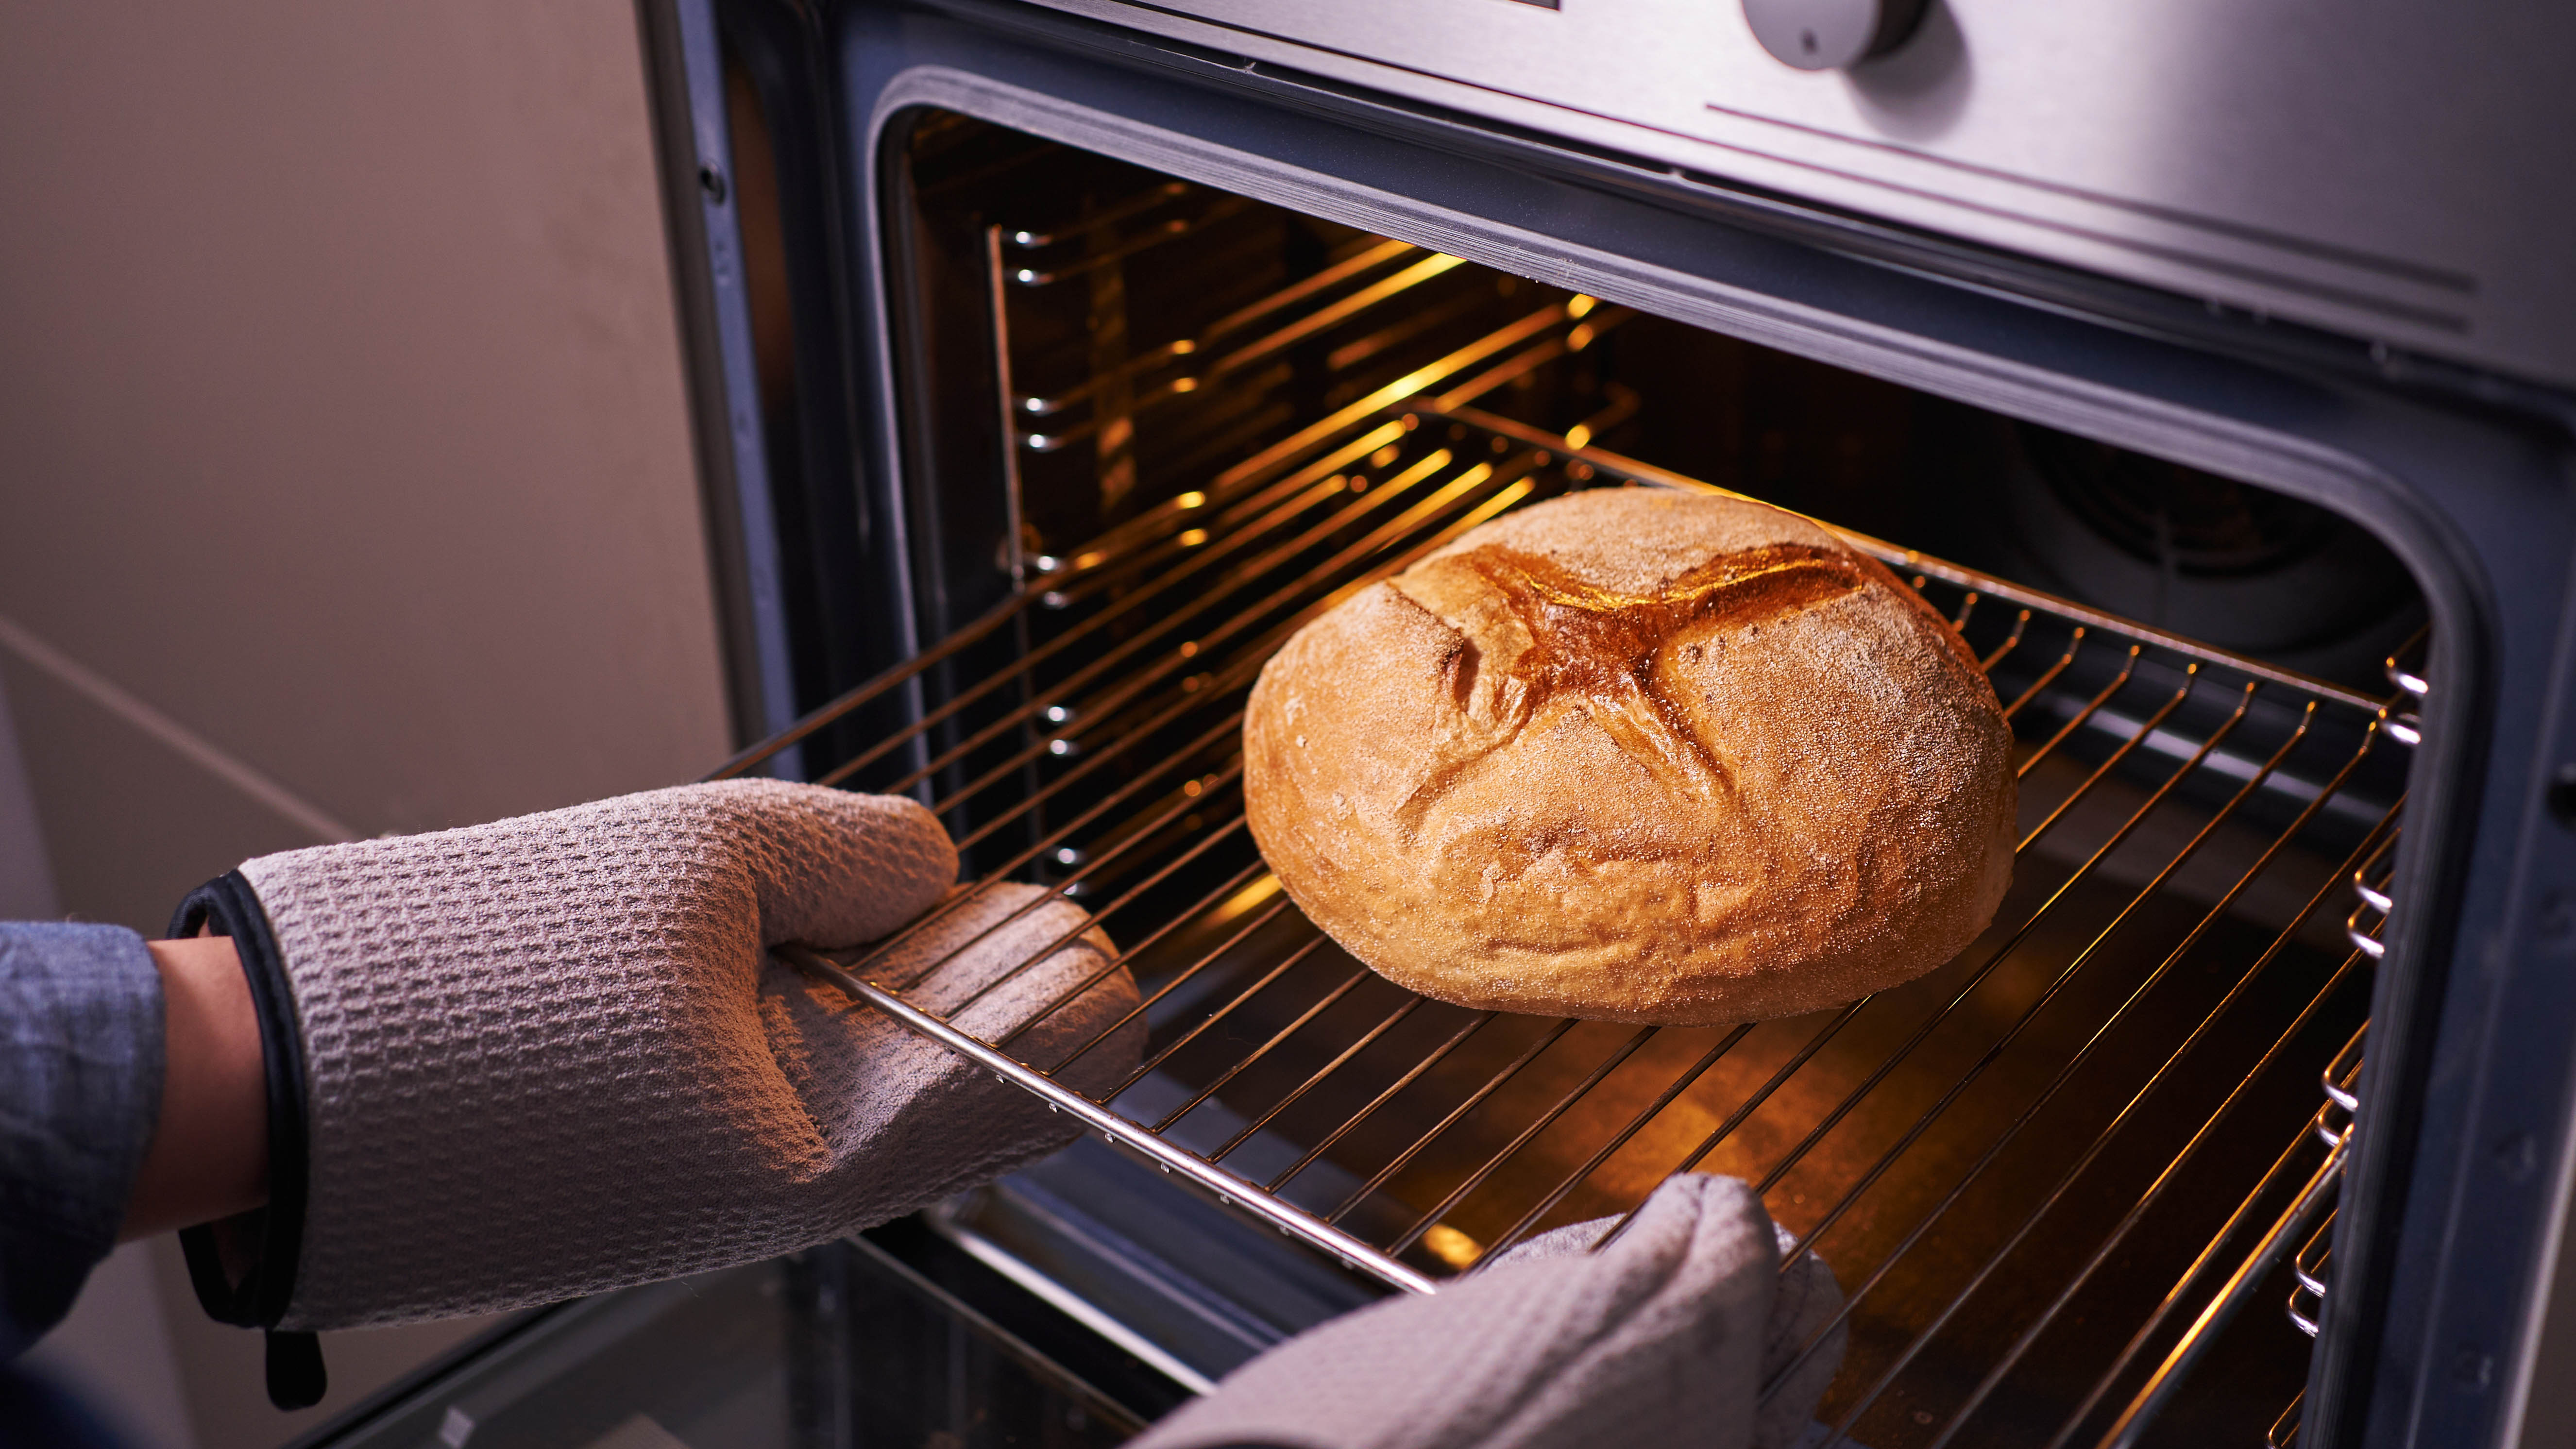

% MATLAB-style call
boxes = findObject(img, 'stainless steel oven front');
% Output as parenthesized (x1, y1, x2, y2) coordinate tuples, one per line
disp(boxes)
(606, 3, 2576, 1447)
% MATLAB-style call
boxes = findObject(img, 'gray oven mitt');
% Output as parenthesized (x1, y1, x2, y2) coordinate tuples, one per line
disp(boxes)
(172, 779, 1142, 1332)
(1129, 1173, 1845, 1449)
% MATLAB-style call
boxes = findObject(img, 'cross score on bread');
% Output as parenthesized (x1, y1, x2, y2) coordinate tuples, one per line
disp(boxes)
(1244, 488, 2017, 1026)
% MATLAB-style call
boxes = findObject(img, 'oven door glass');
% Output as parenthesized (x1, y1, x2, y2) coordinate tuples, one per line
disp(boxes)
(297, 1229, 1187, 1449)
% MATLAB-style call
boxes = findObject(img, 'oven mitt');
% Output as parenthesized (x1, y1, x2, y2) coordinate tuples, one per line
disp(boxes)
(169, 778, 1143, 1339)
(1129, 1172, 1846, 1449)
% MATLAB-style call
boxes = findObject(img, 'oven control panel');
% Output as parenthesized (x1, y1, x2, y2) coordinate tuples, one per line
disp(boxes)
(1028, 0, 2576, 392)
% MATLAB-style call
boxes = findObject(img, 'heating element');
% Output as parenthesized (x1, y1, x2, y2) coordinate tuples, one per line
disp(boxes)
(709, 199, 2423, 1438)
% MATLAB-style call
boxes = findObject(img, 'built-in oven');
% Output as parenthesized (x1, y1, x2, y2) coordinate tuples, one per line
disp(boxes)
(300, 3, 2576, 1446)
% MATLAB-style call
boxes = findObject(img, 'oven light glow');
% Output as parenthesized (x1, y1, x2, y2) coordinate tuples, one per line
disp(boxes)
(1421, 1224, 1482, 1269)
(1207, 874, 1283, 925)
(1176, 490, 1207, 509)
(1178, 528, 1210, 547)
(1566, 294, 1597, 319)
(1564, 423, 1594, 449)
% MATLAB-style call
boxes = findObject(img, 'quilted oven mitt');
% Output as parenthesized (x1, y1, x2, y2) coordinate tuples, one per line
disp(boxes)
(169, 779, 1141, 1348)
(1130, 1172, 1846, 1449)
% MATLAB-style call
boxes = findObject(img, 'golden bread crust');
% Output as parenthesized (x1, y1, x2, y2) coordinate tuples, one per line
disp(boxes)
(1243, 487, 2017, 1025)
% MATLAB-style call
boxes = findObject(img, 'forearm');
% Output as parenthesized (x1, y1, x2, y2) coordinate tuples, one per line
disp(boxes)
(0, 923, 166, 1357)
(121, 934, 269, 1240)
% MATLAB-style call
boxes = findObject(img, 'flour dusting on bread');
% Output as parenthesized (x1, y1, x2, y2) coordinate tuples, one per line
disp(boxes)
(1243, 487, 2017, 1025)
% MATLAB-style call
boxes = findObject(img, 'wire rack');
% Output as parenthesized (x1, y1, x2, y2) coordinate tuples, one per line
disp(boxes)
(728, 158, 2424, 1447)
(2254, 649, 2420, 1449)
(731, 409, 2417, 1446)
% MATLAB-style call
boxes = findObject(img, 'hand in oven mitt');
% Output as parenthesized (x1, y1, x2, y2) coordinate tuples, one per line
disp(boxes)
(1130, 1172, 1846, 1449)
(173, 779, 1142, 1336)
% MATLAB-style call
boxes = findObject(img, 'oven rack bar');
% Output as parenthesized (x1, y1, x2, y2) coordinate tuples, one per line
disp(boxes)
(710, 322, 1616, 794)
(1013, 236, 1421, 421)
(1875, 639, 2410, 1443)
(2254, 637, 2421, 1449)
(779, 941, 1442, 1295)
(1449, 406, 2390, 720)
(753, 404, 2409, 1445)
(710, 180, 1623, 787)
(1782, 809, 2398, 1449)
(2270, 1391, 2307, 1449)
(2096, 1116, 2349, 1449)
(1015, 248, 1472, 441)
(987, 169, 1625, 583)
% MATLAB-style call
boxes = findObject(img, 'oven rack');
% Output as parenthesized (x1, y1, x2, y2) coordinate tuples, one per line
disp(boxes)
(956, 164, 1638, 577)
(734, 407, 2413, 1446)
(2259, 636, 2424, 1449)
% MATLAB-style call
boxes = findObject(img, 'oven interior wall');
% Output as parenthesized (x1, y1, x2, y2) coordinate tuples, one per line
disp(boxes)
(867, 110, 2424, 706)
(729, 106, 2432, 1447)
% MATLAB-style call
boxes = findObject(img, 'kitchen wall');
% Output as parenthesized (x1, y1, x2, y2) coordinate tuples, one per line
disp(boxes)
(0, 1, 730, 1445)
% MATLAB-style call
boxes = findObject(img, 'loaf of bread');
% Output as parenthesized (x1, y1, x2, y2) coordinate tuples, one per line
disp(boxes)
(1243, 487, 2017, 1026)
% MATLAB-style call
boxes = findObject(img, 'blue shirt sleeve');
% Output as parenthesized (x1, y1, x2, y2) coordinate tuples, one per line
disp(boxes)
(0, 924, 163, 1360)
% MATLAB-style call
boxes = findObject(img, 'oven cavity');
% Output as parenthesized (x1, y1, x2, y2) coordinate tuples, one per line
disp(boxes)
(730, 110, 2433, 1449)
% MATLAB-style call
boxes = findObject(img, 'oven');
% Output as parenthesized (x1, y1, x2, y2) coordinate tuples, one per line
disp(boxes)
(300, 4, 2576, 1447)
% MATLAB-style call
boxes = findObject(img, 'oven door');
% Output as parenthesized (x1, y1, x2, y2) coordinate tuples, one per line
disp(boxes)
(285, 1216, 1198, 1449)
(634, 4, 2576, 1448)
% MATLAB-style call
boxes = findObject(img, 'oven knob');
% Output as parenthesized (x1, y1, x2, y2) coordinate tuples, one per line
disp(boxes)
(1743, 0, 1930, 69)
